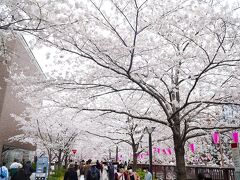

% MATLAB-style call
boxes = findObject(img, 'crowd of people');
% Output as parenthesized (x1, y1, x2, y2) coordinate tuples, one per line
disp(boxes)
(64, 159, 152, 180)
(0, 158, 213, 180)
(0, 159, 34, 180)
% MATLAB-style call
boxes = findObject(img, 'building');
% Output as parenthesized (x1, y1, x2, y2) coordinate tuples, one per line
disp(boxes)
(0, 33, 44, 166)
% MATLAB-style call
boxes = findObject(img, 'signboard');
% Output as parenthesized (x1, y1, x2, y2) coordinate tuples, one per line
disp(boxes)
(72, 149, 77, 154)
(231, 143, 240, 180)
(35, 156, 49, 180)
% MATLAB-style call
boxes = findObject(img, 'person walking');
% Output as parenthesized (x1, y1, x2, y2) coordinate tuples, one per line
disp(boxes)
(0, 162, 9, 180)
(101, 162, 108, 180)
(84, 160, 92, 180)
(127, 168, 139, 180)
(143, 167, 152, 180)
(64, 164, 78, 180)
(96, 160, 102, 173)
(86, 162, 100, 180)
(108, 162, 115, 180)
(11, 167, 28, 180)
(24, 161, 34, 180)
(9, 159, 23, 178)
(79, 160, 85, 180)
(115, 168, 125, 180)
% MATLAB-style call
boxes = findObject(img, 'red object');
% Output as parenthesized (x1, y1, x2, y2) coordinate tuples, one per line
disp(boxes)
(231, 143, 238, 148)
(72, 149, 77, 154)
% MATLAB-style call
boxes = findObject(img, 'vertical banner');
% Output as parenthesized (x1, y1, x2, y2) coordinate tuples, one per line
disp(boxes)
(189, 144, 195, 153)
(233, 132, 239, 143)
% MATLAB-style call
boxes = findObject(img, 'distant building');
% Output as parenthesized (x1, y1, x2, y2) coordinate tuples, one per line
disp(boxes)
(0, 33, 44, 166)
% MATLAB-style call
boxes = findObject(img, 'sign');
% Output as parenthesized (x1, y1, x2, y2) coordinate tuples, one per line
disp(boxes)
(35, 156, 49, 180)
(72, 149, 77, 154)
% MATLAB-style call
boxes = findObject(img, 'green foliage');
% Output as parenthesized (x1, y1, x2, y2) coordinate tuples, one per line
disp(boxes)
(31, 163, 36, 171)
(48, 176, 61, 180)
(136, 168, 145, 180)
(48, 167, 66, 180)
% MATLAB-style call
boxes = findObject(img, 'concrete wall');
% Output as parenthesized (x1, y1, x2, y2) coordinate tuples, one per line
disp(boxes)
(0, 35, 43, 162)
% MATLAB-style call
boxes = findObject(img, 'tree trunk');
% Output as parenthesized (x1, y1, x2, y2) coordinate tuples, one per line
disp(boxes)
(47, 149, 52, 178)
(132, 145, 138, 171)
(57, 149, 63, 168)
(173, 134, 187, 180)
(64, 154, 68, 168)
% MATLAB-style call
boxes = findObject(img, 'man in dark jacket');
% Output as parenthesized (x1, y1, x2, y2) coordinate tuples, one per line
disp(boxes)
(11, 167, 28, 180)
(108, 162, 115, 180)
(24, 161, 34, 180)
(64, 164, 78, 180)
(87, 163, 100, 180)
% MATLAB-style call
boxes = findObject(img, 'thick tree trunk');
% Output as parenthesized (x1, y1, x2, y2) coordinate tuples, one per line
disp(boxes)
(132, 153, 137, 171)
(132, 145, 138, 171)
(173, 134, 187, 180)
(57, 149, 63, 168)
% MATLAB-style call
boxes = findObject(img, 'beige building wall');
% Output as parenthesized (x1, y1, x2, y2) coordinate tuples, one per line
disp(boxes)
(0, 34, 44, 162)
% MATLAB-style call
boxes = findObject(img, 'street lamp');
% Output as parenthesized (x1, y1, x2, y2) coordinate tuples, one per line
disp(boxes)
(145, 126, 156, 175)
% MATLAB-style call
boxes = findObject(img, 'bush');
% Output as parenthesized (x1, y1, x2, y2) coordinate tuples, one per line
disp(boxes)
(136, 168, 145, 180)
(31, 163, 36, 172)
(49, 167, 66, 180)
(48, 177, 61, 180)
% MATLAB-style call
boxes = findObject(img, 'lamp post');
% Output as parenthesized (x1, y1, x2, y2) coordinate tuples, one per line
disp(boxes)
(145, 126, 156, 175)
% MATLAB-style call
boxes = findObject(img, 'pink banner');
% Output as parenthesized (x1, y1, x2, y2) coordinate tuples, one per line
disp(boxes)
(162, 149, 167, 155)
(232, 131, 239, 143)
(167, 148, 172, 155)
(189, 143, 195, 153)
(212, 131, 219, 144)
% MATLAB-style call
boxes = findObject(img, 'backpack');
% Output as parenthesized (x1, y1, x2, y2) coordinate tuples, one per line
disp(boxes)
(10, 168, 18, 177)
(24, 164, 33, 176)
(90, 167, 98, 180)
(0, 167, 7, 178)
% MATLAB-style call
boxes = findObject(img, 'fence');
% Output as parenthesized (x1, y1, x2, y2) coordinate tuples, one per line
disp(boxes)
(136, 164, 235, 180)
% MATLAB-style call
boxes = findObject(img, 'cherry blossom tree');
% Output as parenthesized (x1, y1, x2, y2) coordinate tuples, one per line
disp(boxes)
(10, 105, 81, 166)
(6, 0, 240, 179)
(0, 0, 51, 59)
(86, 115, 149, 170)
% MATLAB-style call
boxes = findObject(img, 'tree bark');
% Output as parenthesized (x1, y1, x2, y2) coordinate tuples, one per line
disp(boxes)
(57, 149, 63, 168)
(64, 154, 69, 168)
(47, 149, 52, 178)
(132, 145, 138, 171)
(173, 134, 187, 180)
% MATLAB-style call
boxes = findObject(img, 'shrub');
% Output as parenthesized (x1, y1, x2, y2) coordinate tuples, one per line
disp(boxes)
(136, 168, 145, 180)
(49, 167, 66, 180)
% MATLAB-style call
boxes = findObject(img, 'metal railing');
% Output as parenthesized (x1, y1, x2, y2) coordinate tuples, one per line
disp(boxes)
(136, 164, 235, 180)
